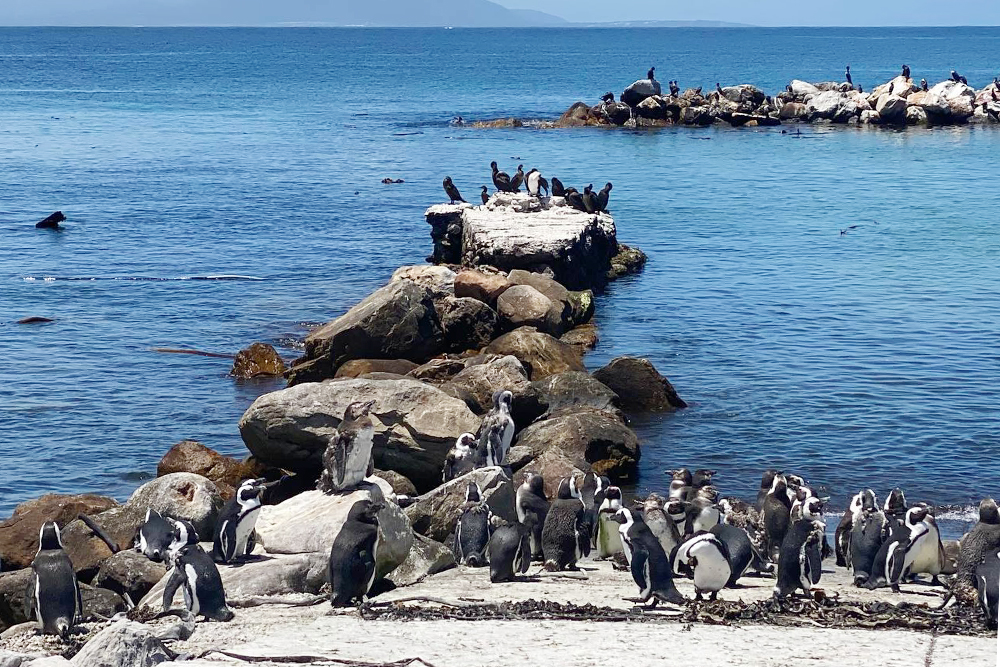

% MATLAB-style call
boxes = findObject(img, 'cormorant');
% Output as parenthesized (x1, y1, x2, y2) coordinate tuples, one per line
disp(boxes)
(902, 64, 910, 79)
(564, 188, 586, 212)
(550, 177, 566, 197)
(716, 82, 724, 95)
(443, 177, 465, 204)
(490, 161, 512, 193)
(510, 165, 525, 193)
(581, 184, 598, 214)
(845, 65, 852, 86)
(951, 70, 961, 83)
(596, 183, 613, 213)
(480, 186, 489, 205)
(601, 92, 615, 104)
(647, 66, 655, 81)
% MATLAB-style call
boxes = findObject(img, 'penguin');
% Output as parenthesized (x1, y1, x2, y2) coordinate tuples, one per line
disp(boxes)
(601, 91, 615, 103)
(488, 519, 531, 583)
(581, 184, 598, 214)
(476, 389, 514, 467)
(709, 523, 755, 587)
(835, 491, 863, 568)
(613, 508, 686, 608)
(920, 78, 928, 92)
(541, 477, 590, 571)
(442, 177, 465, 204)
(755, 470, 777, 510)
(579, 472, 600, 544)
(525, 168, 545, 197)
(596, 486, 625, 558)
(550, 176, 566, 197)
(642, 493, 680, 557)
(317, 400, 376, 494)
(329, 499, 383, 606)
(672, 533, 732, 601)
(883, 488, 908, 533)
(647, 66, 655, 81)
(212, 477, 272, 564)
(162, 520, 234, 621)
(762, 474, 793, 560)
(509, 165, 525, 193)
(443, 432, 481, 483)
(685, 486, 721, 536)
(490, 161, 512, 193)
(845, 65, 852, 86)
(715, 82, 724, 95)
(975, 548, 1000, 630)
(665, 499, 688, 538)
(455, 482, 492, 567)
(135, 508, 178, 563)
(885, 505, 945, 591)
(595, 183, 612, 213)
(480, 186, 489, 205)
(563, 188, 586, 212)
(773, 519, 824, 599)
(516, 472, 550, 561)
(902, 64, 911, 79)
(26, 522, 80, 638)
(669, 80, 680, 96)
(850, 489, 887, 587)
(668, 468, 693, 501)
(958, 498, 1000, 589)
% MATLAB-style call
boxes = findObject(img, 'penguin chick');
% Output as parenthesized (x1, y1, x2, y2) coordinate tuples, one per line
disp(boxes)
(318, 400, 376, 494)
(541, 477, 590, 571)
(443, 432, 480, 483)
(476, 390, 514, 467)
(642, 493, 680, 557)
(27, 522, 80, 638)
(958, 499, 1000, 590)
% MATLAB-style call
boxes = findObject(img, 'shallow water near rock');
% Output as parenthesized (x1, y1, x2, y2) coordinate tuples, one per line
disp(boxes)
(2, 27, 999, 527)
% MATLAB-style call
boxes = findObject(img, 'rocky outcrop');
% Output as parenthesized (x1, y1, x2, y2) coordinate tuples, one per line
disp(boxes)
(592, 357, 687, 412)
(554, 101, 605, 128)
(514, 409, 640, 482)
(69, 619, 171, 667)
(441, 355, 530, 415)
(120, 473, 223, 540)
(875, 94, 907, 123)
(231, 342, 286, 379)
(93, 550, 167, 602)
(453, 269, 512, 307)
(621, 78, 661, 106)
(239, 377, 480, 491)
(0, 494, 118, 571)
(484, 327, 585, 380)
(390, 264, 456, 298)
(404, 468, 515, 542)
(434, 296, 499, 352)
(156, 440, 261, 500)
(532, 371, 621, 419)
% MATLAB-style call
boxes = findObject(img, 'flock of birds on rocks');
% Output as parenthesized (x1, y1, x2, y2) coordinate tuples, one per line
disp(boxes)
(442, 162, 613, 214)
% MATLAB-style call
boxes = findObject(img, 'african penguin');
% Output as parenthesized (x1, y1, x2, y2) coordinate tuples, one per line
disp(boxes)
(317, 400, 376, 493)
(515, 473, 550, 561)
(885, 505, 944, 591)
(975, 548, 1000, 630)
(596, 486, 625, 558)
(672, 533, 732, 601)
(835, 491, 863, 568)
(642, 493, 680, 557)
(710, 523, 755, 588)
(850, 489, 887, 587)
(755, 470, 778, 510)
(773, 519, 824, 599)
(443, 432, 480, 483)
(541, 477, 590, 571)
(488, 519, 531, 583)
(883, 488, 908, 533)
(613, 508, 685, 607)
(762, 474, 793, 560)
(685, 486, 721, 535)
(525, 169, 546, 197)
(329, 499, 383, 606)
(212, 478, 270, 564)
(162, 519, 234, 621)
(27, 522, 81, 638)
(957, 498, 1000, 590)
(455, 482, 492, 567)
(668, 468, 692, 501)
(579, 472, 600, 545)
(476, 390, 514, 467)
(135, 508, 177, 563)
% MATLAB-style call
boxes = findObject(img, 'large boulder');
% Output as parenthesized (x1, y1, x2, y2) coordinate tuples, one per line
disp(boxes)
(514, 409, 640, 482)
(441, 355, 530, 415)
(435, 296, 499, 352)
(788, 80, 820, 98)
(239, 377, 480, 491)
(532, 372, 621, 419)
(635, 95, 670, 120)
(719, 84, 766, 107)
(496, 284, 563, 336)
(600, 101, 633, 126)
(512, 448, 590, 498)
(560, 323, 599, 353)
(372, 469, 417, 497)
(231, 343, 286, 379)
(875, 93, 907, 122)
(554, 101, 604, 128)
(0, 494, 118, 571)
(254, 478, 411, 578)
(406, 358, 468, 385)
(405, 468, 515, 542)
(592, 357, 687, 412)
(621, 78, 661, 106)
(506, 269, 592, 328)
(386, 534, 456, 587)
(390, 265, 456, 298)
(156, 440, 261, 500)
(779, 102, 808, 121)
(80, 584, 127, 619)
(120, 473, 223, 540)
(0, 569, 33, 629)
(484, 327, 585, 380)
(69, 620, 170, 667)
(93, 550, 167, 603)
(869, 75, 917, 101)
(334, 358, 420, 379)
(805, 91, 842, 120)
(453, 269, 512, 308)
(287, 280, 446, 384)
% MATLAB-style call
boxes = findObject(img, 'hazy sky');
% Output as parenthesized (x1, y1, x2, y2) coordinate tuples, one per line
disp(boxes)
(501, 0, 1000, 26)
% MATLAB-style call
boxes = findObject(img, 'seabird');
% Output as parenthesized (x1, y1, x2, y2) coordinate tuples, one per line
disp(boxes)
(550, 177, 566, 197)
(581, 184, 598, 214)
(951, 70, 961, 83)
(510, 165, 525, 193)
(490, 161, 512, 193)
(596, 182, 613, 212)
(480, 186, 489, 205)
(647, 66, 655, 81)
(601, 92, 615, 104)
(920, 78, 928, 91)
(564, 188, 585, 212)
(443, 177, 465, 204)
(716, 82, 724, 95)
(901, 64, 910, 79)
(845, 65, 852, 86)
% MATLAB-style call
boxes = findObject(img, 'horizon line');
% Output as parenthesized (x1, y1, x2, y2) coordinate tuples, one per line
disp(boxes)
(2, 23, 1000, 28)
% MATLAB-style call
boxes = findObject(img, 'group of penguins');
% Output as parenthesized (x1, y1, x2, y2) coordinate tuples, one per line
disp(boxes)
(442, 161, 613, 215)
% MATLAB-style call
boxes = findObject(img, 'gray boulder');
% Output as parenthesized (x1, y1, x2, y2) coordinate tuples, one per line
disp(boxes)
(80, 584, 126, 619)
(601, 101, 633, 125)
(0, 569, 33, 629)
(875, 93, 907, 122)
(93, 551, 167, 602)
(121, 472, 223, 540)
(441, 355, 530, 415)
(513, 448, 590, 498)
(621, 78, 662, 106)
(496, 284, 564, 336)
(507, 269, 592, 328)
(386, 534, 456, 587)
(405, 468, 515, 542)
(435, 296, 499, 352)
(70, 620, 170, 667)
(484, 327, 585, 380)
(592, 357, 687, 412)
(532, 372, 621, 419)
(453, 269, 513, 308)
(390, 264, 456, 298)
(239, 377, 480, 491)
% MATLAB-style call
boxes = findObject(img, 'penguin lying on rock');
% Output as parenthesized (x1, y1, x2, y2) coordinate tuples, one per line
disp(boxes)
(136, 508, 178, 563)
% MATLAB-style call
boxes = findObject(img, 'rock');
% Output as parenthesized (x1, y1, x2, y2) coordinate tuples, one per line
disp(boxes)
(875, 93, 907, 122)
(621, 78, 661, 106)
(425, 203, 466, 265)
(720, 84, 766, 107)
(592, 357, 686, 412)
(231, 343, 285, 379)
(386, 534, 456, 587)
(496, 284, 563, 336)
(92, 551, 167, 603)
(680, 105, 713, 126)
(390, 265, 456, 298)
(334, 359, 420, 379)
(27, 659, 71, 667)
(905, 106, 928, 125)
(607, 244, 647, 280)
(779, 102, 808, 121)
(434, 296, 499, 352)
(0, 569, 33, 629)
(635, 95, 669, 120)
(453, 269, 512, 308)
(239, 377, 480, 491)
(58, 507, 131, 580)
(506, 269, 593, 328)
(555, 101, 604, 127)
(0, 651, 46, 667)
(470, 117, 523, 129)
(372, 469, 417, 497)
(788, 80, 820, 98)
(441, 355, 530, 415)
(806, 91, 843, 120)
(860, 110, 881, 125)
(406, 358, 467, 385)
(288, 280, 446, 384)
(559, 323, 599, 353)
(512, 449, 590, 498)
(156, 440, 260, 500)
(514, 409, 640, 483)
(869, 75, 917, 101)
(69, 619, 170, 667)
(484, 327, 585, 381)
(80, 584, 126, 619)
(0, 494, 118, 571)
(532, 372, 621, 419)
(600, 101, 632, 126)
(254, 479, 411, 578)
(121, 473, 223, 540)
(405, 468, 515, 542)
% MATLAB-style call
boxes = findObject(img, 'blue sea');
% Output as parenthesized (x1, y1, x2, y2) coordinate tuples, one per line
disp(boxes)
(2, 27, 999, 535)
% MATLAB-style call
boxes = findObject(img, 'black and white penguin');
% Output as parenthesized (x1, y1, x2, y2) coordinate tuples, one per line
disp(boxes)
(476, 389, 514, 467)
(755, 470, 778, 510)
(490, 161, 512, 193)
(647, 66, 655, 81)
(443, 432, 481, 483)
(27, 522, 80, 638)
(509, 165, 525, 193)
(762, 474, 793, 560)
(845, 65, 852, 86)
(455, 482, 492, 567)
(685, 486, 721, 536)
(541, 477, 590, 571)
(835, 491, 863, 568)
(883, 488, 908, 532)
(596, 487, 625, 558)
(668, 468, 693, 502)
(581, 184, 597, 214)
(642, 493, 680, 557)
(902, 64, 911, 79)
(317, 400, 376, 494)
(613, 507, 685, 608)
(595, 183, 612, 213)
(480, 186, 490, 205)
(162, 520, 234, 621)
(488, 519, 531, 583)
(516, 473, 550, 561)
(885, 505, 945, 591)
(975, 547, 1000, 630)
(136, 508, 177, 563)
(710, 523, 754, 588)
(579, 472, 600, 543)
(442, 177, 465, 204)
(550, 177, 566, 197)
(666, 499, 688, 538)
(329, 499, 383, 606)
(850, 489, 887, 587)
(958, 498, 1000, 589)
(564, 188, 586, 212)
(672, 533, 732, 601)
(212, 477, 271, 564)
(773, 519, 824, 599)
(920, 78, 929, 92)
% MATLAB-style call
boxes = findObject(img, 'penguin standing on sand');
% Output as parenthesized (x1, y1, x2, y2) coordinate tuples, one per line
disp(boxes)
(975, 548, 1000, 630)
(550, 177, 566, 197)
(541, 477, 590, 571)
(480, 186, 490, 205)
(442, 177, 465, 204)
(596, 486, 625, 558)
(213, 477, 272, 564)
(710, 523, 757, 588)
(685, 486, 722, 535)
(883, 488, 908, 533)
(850, 489, 887, 587)
(885, 505, 945, 590)
(773, 519, 825, 599)
(958, 499, 1000, 589)
(136, 508, 178, 563)
(318, 400, 376, 494)
(329, 499, 383, 606)
(455, 482, 492, 567)
(762, 474, 793, 560)
(491, 161, 512, 193)
(835, 491, 863, 568)
(443, 432, 481, 483)
(26, 522, 81, 638)
(476, 390, 514, 467)
(488, 519, 531, 583)
(642, 493, 680, 557)
(614, 507, 685, 608)
(162, 520, 234, 621)
(672, 533, 732, 601)
(516, 473, 550, 561)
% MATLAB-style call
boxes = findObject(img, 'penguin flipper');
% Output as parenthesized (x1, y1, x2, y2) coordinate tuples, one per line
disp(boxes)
(162, 567, 186, 612)
(246, 530, 257, 557)
(629, 547, 649, 591)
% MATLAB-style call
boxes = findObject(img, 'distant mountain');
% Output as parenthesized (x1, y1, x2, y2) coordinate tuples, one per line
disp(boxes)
(577, 20, 754, 28)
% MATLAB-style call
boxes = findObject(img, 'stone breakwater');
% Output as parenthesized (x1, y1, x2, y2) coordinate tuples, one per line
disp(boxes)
(480, 75, 1000, 129)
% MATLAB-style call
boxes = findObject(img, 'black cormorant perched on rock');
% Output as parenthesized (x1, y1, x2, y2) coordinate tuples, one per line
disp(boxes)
(845, 65, 852, 86)
(694, 86, 702, 96)
(648, 66, 655, 81)
(551, 177, 566, 197)
(950, 70, 961, 83)
(596, 183, 612, 213)
(920, 78, 928, 91)
(443, 177, 465, 204)
(902, 64, 910, 79)
(480, 186, 489, 205)
(491, 161, 512, 193)
(601, 92, 615, 104)
(716, 82, 724, 95)
(582, 184, 598, 214)
(960, 75, 968, 85)
(564, 188, 585, 212)
(669, 81, 680, 96)
(858, 85, 863, 94)
(510, 165, 525, 193)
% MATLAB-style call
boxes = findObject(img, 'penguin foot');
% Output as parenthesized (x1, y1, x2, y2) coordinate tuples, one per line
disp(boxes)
(930, 576, 943, 587)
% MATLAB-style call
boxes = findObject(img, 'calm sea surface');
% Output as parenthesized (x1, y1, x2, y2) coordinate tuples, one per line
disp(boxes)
(2, 27, 999, 533)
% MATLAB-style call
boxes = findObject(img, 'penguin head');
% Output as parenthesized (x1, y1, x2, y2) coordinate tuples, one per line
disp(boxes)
(348, 499, 383, 524)
(759, 469, 778, 490)
(665, 499, 687, 518)
(884, 488, 907, 515)
(611, 507, 634, 525)
(769, 474, 788, 496)
(905, 505, 929, 526)
(802, 497, 825, 521)
(859, 489, 878, 512)
(170, 518, 199, 548)
(671, 468, 693, 484)
(692, 469, 716, 487)
(556, 477, 573, 500)
(695, 486, 718, 502)
(980, 498, 1000, 525)
(237, 478, 266, 505)
(344, 400, 376, 423)
(523, 472, 546, 498)
(465, 482, 482, 503)
(38, 521, 63, 551)
(643, 492, 665, 511)
(600, 487, 623, 513)
(493, 389, 513, 412)
(568, 476, 582, 500)
(455, 432, 477, 453)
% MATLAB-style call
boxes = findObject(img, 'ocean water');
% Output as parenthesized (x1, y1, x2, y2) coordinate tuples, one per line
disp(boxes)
(2, 27, 999, 533)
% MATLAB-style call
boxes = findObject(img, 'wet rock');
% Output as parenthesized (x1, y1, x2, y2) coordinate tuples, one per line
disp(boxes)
(559, 323, 599, 353)
(92, 551, 167, 603)
(231, 343, 286, 379)
(496, 284, 564, 336)
(255, 478, 411, 578)
(806, 91, 843, 120)
(390, 265, 456, 298)
(680, 106, 714, 126)
(470, 117, 523, 129)
(592, 357, 686, 412)
(608, 244, 647, 280)
(288, 280, 446, 384)
(435, 296, 499, 352)
(373, 469, 418, 497)
(386, 534, 456, 587)
(156, 440, 261, 500)
(555, 101, 604, 127)
(875, 93, 907, 122)
(441, 355, 530, 415)
(334, 359, 420, 379)
(405, 468, 515, 542)
(0, 494, 118, 571)
(69, 619, 170, 667)
(484, 327, 585, 381)
(512, 449, 590, 498)
(453, 269, 513, 308)
(621, 78, 661, 106)
(860, 109, 882, 125)
(532, 372, 621, 419)
(240, 377, 480, 491)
